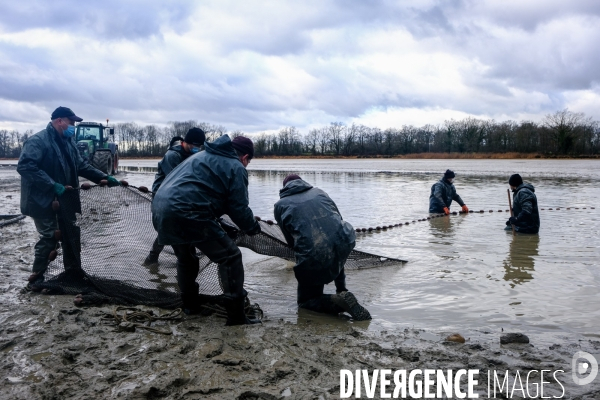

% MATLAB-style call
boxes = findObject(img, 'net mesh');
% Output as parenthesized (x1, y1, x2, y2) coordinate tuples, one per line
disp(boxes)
(34, 185, 404, 308)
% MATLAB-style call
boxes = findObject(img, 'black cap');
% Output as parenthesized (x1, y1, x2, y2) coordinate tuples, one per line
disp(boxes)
(51, 106, 82, 122)
(444, 169, 455, 179)
(283, 174, 301, 187)
(508, 174, 523, 187)
(231, 136, 254, 159)
(184, 127, 205, 146)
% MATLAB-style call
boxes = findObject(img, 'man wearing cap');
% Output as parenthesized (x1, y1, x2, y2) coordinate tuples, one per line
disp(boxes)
(274, 174, 371, 321)
(17, 106, 121, 286)
(506, 174, 540, 234)
(144, 127, 206, 266)
(429, 169, 469, 215)
(152, 135, 261, 325)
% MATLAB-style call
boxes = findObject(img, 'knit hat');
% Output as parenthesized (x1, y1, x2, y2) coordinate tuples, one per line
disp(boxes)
(231, 136, 254, 159)
(184, 128, 205, 146)
(508, 174, 523, 187)
(444, 169, 455, 179)
(283, 174, 301, 187)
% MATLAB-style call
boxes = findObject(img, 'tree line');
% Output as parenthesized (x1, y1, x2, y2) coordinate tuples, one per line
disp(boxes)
(1, 109, 599, 158)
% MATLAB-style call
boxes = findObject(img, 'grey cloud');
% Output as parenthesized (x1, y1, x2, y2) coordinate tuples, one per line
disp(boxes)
(0, 0, 194, 40)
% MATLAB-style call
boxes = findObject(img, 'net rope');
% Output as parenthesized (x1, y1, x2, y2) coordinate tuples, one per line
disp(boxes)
(32, 185, 404, 308)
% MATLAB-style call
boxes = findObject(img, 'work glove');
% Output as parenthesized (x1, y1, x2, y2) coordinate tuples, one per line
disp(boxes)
(219, 218, 240, 240)
(461, 205, 469, 212)
(505, 218, 512, 226)
(246, 221, 262, 236)
(509, 216, 518, 225)
(443, 207, 450, 215)
(53, 183, 66, 196)
(106, 176, 121, 187)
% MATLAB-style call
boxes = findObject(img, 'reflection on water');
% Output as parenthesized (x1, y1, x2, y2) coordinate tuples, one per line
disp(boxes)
(503, 234, 539, 287)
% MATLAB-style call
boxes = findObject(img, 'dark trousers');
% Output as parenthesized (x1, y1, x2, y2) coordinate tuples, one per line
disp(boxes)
(297, 268, 347, 315)
(149, 237, 165, 258)
(171, 235, 245, 300)
(32, 216, 81, 274)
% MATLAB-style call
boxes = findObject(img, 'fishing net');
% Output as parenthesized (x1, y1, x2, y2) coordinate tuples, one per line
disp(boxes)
(31, 184, 404, 309)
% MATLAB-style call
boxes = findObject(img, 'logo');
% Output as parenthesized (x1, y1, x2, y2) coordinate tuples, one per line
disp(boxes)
(572, 351, 598, 386)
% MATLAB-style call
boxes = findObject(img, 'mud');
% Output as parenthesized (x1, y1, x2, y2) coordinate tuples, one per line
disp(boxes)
(2, 166, 600, 399)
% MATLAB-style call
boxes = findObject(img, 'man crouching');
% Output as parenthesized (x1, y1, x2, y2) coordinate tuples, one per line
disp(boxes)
(274, 174, 371, 321)
(151, 135, 261, 325)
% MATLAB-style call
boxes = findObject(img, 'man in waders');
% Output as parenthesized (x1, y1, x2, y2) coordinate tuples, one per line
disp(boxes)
(506, 174, 540, 234)
(17, 106, 120, 287)
(429, 169, 469, 214)
(274, 174, 371, 321)
(151, 135, 261, 325)
(144, 127, 206, 266)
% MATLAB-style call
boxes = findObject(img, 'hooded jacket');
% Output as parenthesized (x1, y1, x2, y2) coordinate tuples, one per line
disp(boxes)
(429, 178, 465, 213)
(274, 179, 356, 285)
(17, 122, 107, 219)
(512, 183, 540, 234)
(152, 144, 192, 193)
(151, 135, 258, 245)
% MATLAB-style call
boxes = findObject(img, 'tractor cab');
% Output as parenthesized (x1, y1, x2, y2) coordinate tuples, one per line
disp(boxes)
(76, 122, 119, 175)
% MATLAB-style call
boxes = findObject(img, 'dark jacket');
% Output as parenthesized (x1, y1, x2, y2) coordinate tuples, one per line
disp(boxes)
(429, 178, 465, 213)
(512, 183, 540, 234)
(17, 122, 106, 219)
(152, 144, 191, 193)
(151, 135, 259, 245)
(274, 179, 356, 285)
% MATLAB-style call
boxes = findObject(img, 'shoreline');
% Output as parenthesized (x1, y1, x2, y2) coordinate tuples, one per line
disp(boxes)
(3, 152, 600, 162)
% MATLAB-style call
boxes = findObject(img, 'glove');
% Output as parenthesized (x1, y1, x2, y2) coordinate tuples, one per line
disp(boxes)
(443, 207, 450, 215)
(219, 218, 239, 240)
(505, 218, 512, 226)
(106, 176, 121, 187)
(53, 183, 66, 196)
(246, 221, 262, 236)
(509, 216, 518, 225)
(462, 205, 469, 212)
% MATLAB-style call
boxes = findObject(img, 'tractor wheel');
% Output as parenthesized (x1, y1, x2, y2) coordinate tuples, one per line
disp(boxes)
(112, 150, 119, 175)
(92, 151, 113, 175)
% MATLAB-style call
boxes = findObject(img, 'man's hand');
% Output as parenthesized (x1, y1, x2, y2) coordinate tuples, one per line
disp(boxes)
(53, 183, 66, 196)
(106, 176, 121, 187)
(443, 207, 450, 215)
(509, 216, 518, 225)
(219, 218, 240, 240)
(461, 205, 469, 212)
(246, 221, 262, 236)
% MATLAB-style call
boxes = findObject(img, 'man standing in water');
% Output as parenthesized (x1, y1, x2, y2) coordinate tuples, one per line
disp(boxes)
(506, 174, 540, 234)
(151, 135, 261, 325)
(144, 127, 206, 266)
(429, 169, 469, 215)
(17, 106, 120, 286)
(274, 174, 371, 321)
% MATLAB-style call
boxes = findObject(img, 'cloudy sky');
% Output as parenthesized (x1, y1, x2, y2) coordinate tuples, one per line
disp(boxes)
(1, 0, 599, 134)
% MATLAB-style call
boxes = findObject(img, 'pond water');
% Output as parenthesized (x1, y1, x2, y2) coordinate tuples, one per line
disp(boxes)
(116, 158, 600, 344)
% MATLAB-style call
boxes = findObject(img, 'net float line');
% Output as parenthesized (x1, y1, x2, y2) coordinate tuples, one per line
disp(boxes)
(354, 206, 596, 234)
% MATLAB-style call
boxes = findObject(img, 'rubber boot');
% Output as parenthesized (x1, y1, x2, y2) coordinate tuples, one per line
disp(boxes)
(182, 282, 202, 315)
(224, 296, 261, 326)
(331, 291, 372, 321)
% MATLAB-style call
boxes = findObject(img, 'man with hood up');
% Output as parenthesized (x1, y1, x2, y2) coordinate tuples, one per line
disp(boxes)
(151, 135, 261, 325)
(506, 174, 540, 234)
(144, 127, 206, 266)
(274, 174, 371, 321)
(429, 169, 469, 214)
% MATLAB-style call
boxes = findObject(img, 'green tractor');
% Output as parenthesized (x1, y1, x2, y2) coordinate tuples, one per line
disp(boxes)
(75, 121, 119, 175)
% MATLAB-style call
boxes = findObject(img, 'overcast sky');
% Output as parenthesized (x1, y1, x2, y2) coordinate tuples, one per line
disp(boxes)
(1, 0, 599, 134)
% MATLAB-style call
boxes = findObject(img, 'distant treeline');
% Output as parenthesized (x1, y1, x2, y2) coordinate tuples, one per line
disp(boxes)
(1, 109, 599, 158)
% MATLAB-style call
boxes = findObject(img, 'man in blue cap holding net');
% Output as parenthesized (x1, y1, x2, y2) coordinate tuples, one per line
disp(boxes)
(17, 106, 120, 286)
(506, 174, 540, 234)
